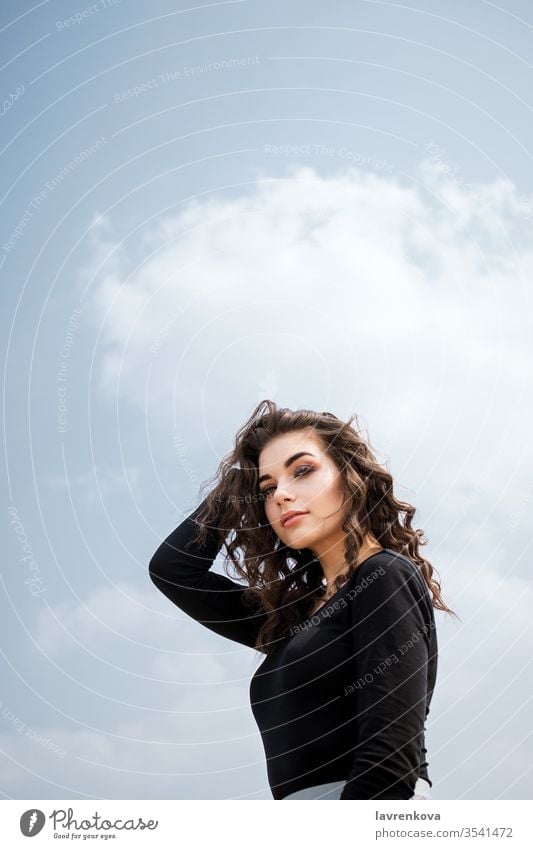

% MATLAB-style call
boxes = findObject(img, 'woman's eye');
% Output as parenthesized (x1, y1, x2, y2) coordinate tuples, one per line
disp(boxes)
(261, 466, 313, 499)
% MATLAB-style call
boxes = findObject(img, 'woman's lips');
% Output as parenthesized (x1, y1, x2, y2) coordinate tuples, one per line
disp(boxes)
(282, 513, 308, 528)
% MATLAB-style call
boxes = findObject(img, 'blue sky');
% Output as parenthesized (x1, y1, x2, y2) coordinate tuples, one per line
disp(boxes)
(1, 0, 532, 800)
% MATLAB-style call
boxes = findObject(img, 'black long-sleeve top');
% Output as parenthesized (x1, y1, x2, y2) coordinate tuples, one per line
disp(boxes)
(148, 498, 438, 800)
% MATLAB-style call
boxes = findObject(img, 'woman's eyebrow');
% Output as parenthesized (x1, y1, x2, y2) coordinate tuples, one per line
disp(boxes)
(258, 452, 316, 485)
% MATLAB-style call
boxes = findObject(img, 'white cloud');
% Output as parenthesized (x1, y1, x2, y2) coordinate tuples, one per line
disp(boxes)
(34, 579, 262, 672)
(9, 582, 268, 799)
(0, 705, 268, 799)
(82, 163, 533, 511)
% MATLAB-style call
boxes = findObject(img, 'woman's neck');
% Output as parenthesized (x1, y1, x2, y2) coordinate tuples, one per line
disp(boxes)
(318, 533, 384, 591)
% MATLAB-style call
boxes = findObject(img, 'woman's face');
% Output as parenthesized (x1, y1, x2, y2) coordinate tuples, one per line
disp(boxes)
(257, 429, 351, 552)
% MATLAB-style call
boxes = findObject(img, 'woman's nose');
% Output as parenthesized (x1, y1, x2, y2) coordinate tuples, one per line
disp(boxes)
(275, 487, 294, 504)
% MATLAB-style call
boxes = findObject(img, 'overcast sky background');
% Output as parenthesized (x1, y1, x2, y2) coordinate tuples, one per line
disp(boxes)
(1, 0, 532, 801)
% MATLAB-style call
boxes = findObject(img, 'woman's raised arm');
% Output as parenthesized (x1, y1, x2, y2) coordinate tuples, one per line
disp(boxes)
(149, 497, 267, 651)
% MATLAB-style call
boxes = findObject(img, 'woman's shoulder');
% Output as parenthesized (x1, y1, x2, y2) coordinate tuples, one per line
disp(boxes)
(353, 548, 429, 598)
(356, 546, 417, 573)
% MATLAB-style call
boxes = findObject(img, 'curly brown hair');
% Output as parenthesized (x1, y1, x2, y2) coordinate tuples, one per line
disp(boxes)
(187, 400, 458, 655)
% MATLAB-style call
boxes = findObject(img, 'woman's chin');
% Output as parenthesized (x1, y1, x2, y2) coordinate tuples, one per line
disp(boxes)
(285, 533, 313, 550)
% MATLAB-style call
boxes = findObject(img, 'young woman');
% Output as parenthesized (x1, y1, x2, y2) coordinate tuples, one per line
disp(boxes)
(149, 400, 457, 800)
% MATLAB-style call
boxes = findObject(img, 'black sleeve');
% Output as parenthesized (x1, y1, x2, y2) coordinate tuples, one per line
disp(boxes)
(148, 498, 267, 651)
(340, 557, 433, 799)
